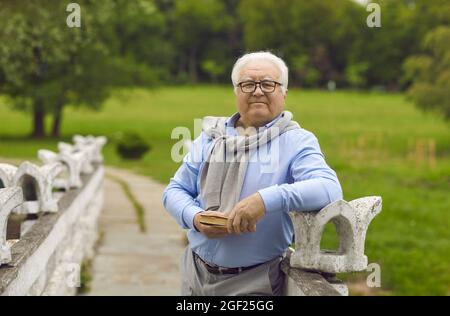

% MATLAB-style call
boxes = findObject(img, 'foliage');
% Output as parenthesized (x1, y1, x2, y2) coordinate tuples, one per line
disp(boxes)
(403, 26, 450, 120)
(238, 0, 365, 87)
(77, 259, 93, 295)
(116, 132, 151, 160)
(0, 0, 161, 137)
(345, 62, 369, 89)
(170, 0, 234, 82)
(201, 59, 227, 82)
(292, 55, 321, 87)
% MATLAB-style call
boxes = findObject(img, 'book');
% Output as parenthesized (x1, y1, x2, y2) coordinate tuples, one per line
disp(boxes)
(198, 213, 229, 227)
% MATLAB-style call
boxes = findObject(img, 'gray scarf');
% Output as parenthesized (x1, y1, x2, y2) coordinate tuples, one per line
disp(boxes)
(200, 111, 300, 214)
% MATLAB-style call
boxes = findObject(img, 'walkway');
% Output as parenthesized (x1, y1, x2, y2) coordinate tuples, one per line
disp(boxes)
(87, 166, 186, 295)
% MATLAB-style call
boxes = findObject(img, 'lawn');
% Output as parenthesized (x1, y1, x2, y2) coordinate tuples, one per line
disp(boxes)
(1, 85, 449, 295)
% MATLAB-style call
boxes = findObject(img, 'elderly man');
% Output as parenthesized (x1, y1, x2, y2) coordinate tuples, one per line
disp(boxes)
(162, 51, 343, 296)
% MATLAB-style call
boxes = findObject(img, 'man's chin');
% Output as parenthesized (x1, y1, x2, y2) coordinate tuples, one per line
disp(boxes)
(247, 106, 269, 116)
(246, 108, 272, 125)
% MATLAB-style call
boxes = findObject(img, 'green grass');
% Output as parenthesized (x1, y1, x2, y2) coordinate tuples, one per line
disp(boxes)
(77, 259, 93, 295)
(1, 85, 449, 295)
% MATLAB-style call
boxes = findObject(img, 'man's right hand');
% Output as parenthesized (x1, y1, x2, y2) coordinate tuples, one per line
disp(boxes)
(193, 211, 230, 239)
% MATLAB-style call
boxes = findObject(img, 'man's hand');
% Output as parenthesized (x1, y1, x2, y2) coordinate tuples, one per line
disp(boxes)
(193, 211, 230, 239)
(227, 193, 266, 234)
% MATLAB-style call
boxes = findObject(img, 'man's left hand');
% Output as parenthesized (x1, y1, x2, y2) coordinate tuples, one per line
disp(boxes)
(227, 193, 266, 234)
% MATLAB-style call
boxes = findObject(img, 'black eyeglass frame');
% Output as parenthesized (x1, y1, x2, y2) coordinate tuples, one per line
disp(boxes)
(236, 80, 283, 93)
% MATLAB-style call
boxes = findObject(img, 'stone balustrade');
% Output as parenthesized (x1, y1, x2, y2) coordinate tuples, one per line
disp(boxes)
(283, 196, 382, 295)
(0, 135, 106, 295)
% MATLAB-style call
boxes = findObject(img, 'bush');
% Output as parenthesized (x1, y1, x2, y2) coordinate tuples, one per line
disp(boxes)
(403, 26, 450, 120)
(116, 132, 151, 160)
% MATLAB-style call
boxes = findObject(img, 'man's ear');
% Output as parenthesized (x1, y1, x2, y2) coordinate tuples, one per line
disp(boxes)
(284, 89, 288, 99)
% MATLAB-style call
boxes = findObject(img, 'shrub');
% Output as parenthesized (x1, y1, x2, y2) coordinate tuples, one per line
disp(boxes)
(116, 132, 151, 160)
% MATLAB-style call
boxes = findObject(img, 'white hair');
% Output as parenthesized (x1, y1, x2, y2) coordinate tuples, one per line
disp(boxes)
(231, 51, 288, 94)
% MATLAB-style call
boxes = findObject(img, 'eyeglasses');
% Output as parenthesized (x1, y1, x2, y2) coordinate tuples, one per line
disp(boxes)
(236, 80, 282, 93)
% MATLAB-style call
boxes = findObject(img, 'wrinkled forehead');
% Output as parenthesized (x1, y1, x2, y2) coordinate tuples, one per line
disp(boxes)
(239, 60, 281, 81)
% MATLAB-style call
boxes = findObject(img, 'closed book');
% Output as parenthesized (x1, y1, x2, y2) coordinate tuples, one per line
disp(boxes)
(198, 213, 228, 227)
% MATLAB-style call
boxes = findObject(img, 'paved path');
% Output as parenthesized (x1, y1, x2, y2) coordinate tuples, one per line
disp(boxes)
(87, 166, 186, 296)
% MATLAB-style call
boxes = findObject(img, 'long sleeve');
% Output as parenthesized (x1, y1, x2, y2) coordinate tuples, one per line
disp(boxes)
(258, 131, 343, 213)
(162, 134, 207, 230)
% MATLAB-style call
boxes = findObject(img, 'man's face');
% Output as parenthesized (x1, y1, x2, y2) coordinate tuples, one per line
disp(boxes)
(235, 60, 286, 128)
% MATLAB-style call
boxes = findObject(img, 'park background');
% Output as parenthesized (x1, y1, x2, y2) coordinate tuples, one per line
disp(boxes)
(0, 0, 448, 295)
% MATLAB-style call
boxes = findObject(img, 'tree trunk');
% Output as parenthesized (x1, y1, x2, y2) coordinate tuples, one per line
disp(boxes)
(32, 100, 45, 138)
(188, 46, 198, 83)
(228, 23, 241, 55)
(51, 102, 63, 138)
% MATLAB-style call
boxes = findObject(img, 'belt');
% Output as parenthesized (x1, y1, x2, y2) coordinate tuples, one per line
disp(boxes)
(193, 252, 263, 275)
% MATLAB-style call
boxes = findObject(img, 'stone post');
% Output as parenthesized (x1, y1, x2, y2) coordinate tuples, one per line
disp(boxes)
(0, 164, 18, 188)
(38, 149, 85, 189)
(13, 162, 64, 214)
(289, 196, 382, 273)
(73, 135, 107, 164)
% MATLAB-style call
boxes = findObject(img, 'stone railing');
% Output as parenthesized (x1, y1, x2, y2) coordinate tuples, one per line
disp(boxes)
(282, 196, 382, 296)
(0, 135, 106, 296)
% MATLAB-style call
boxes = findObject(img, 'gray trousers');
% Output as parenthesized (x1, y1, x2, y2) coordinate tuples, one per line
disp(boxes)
(180, 246, 285, 296)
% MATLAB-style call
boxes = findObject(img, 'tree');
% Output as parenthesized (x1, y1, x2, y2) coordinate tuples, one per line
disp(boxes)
(350, 0, 450, 90)
(403, 26, 450, 120)
(171, 0, 233, 82)
(102, 0, 175, 82)
(0, 0, 160, 138)
(238, 0, 365, 87)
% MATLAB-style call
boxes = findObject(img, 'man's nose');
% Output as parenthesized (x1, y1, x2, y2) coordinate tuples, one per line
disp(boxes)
(252, 85, 265, 96)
